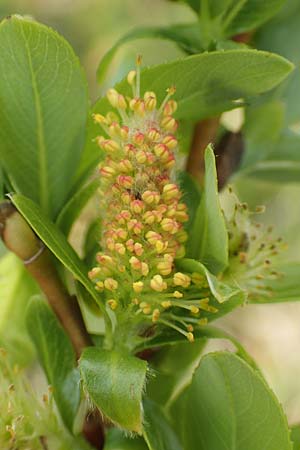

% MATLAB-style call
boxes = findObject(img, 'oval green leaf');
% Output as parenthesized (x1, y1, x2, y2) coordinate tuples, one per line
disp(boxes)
(80, 347, 147, 433)
(0, 15, 88, 218)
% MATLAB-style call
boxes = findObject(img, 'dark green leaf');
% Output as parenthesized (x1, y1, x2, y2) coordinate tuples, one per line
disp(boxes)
(187, 146, 228, 274)
(0, 15, 88, 218)
(97, 23, 202, 84)
(78, 49, 293, 186)
(291, 424, 300, 450)
(176, 352, 292, 450)
(80, 347, 147, 432)
(177, 171, 202, 231)
(143, 398, 182, 450)
(56, 179, 100, 236)
(224, 0, 286, 37)
(104, 429, 148, 450)
(10, 193, 106, 315)
(26, 296, 80, 430)
(147, 339, 206, 406)
(0, 253, 39, 365)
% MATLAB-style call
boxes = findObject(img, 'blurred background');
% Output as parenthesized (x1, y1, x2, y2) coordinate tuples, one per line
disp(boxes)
(1, 0, 300, 425)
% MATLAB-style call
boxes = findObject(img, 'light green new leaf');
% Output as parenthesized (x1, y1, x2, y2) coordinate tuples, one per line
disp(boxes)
(177, 170, 202, 232)
(104, 429, 148, 450)
(177, 352, 292, 450)
(0, 15, 88, 218)
(223, 0, 286, 37)
(249, 262, 300, 303)
(80, 347, 147, 433)
(10, 193, 106, 315)
(187, 146, 228, 274)
(97, 23, 202, 84)
(77, 49, 293, 187)
(143, 398, 182, 450)
(56, 178, 100, 236)
(0, 253, 39, 365)
(291, 424, 300, 450)
(26, 296, 80, 430)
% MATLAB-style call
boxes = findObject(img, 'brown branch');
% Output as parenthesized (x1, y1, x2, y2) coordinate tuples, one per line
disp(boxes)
(185, 117, 220, 184)
(0, 201, 104, 449)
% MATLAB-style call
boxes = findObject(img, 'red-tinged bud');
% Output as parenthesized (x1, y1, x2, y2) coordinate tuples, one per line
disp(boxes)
(107, 89, 126, 109)
(88, 267, 102, 280)
(162, 135, 178, 149)
(142, 190, 160, 205)
(126, 239, 135, 251)
(130, 98, 145, 116)
(147, 128, 161, 141)
(100, 166, 115, 178)
(163, 99, 177, 115)
(117, 175, 133, 189)
(121, 192, 131, 204)
(143, 210, 156, 225)
(136, 150, 147, 164)
(144, 91, 157, 111)
(133, 132, 145, 146)
(163, 184, 180, 201)
(131, 200, 144, 214)
(154, 144, 170, 162)
(134, 242, 144, 256)
(118, 159, 133, 172)
(124, 143, 136, 158)
(146, 231, 162, 245)
(161, 218, 179, 234)
(160, 115, 178, 132)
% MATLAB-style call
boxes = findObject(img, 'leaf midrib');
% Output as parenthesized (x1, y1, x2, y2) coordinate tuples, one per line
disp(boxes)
(20, 25, 49, 214)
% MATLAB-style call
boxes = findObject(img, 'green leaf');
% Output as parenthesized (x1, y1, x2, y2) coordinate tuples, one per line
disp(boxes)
(240, 130, 300, 183)
(10, 193, 106, 315)
(223, 0, 286, 37)
(0, 15, 88, 218)
(97, 23, 202, 84)
(104, 429, 148, 450)
(80, 347, 147, 432)
(183, 0, 200, 14)
(249, 262, 300, 303)
(187, 146, 228, 274)
(79, 49, 293, 186)
(175, 352, 292, 450)
(177, 171, 202, 232)
(143, 398, 182, 450)
(147, 339, 206, 407)
(0, 253, 39, 365)
(291, 424, 300, 450)
(26, 296, 80, 430)
(56, 179, 100, 236)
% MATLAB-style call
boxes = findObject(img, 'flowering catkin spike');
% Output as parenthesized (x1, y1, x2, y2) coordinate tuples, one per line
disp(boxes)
(90, 64, 217, 343)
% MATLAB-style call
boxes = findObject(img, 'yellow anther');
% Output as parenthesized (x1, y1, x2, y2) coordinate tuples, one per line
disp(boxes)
(107, 299, 118, 310)
(131, 200, 144, 214)
(88, 267, 101, 280)
(190, 306, 199, 314)
(161, 300, 172, 309)
(187, 332, 194, 343)
(93, 113, 107, 125)
(132, 298, 140, 305)
(161, 115, 178, 132)
(152, 309, 160, 322)
(133, 281, 144, 293)
(127, 70, 137, 85)
(141, 262, 149, 276)
(115, 243, 126, 255)
(142, 190, 160, 205)
(173, 290, 183, 298)
(134, 242, 144, 256)
(162, 135, 178, 149)
(161, 218, 179, 234)
(191, 272, 205, 285)
(136, 150, 147, 164)
(155, 240, 167, 254)
(147, 128, 161, 141)
(173, 272, 191, 288)
(199, 318, 208, 326)
(157, 258, 173, 276)
(95, 281, 104, 291)
(150, 274, 168, 292)
(104, 278, 118, 291)
(119, 159, 133, 172)
(106, 88, 119, 108)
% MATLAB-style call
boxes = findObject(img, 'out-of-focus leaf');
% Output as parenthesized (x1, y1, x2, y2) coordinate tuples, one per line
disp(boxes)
(187, 146, 228, 273)
(104, 429, 148, 450)
(223, 0, 286, 37)
(10, 193, 106, 315)
(97, 23, 202, 84)
(240, 130, 300, 183)
(0, 15, 88, 218)
(143, 398, 182, 450)
(172, 352, 292, 450)
(249, 262, 300, 303)
(77, 49, 293, 186)
(80, 347, 147, 432)
(0, 253, 38, 365)
(56, 179, 100, 236)
(26, 296, 80, 430)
